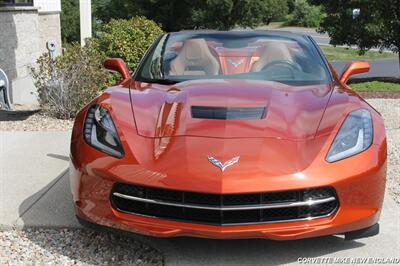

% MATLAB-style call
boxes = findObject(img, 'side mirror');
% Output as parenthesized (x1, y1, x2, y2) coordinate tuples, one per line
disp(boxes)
(103, 58, 130, 80)
(340, 61, 370, 84)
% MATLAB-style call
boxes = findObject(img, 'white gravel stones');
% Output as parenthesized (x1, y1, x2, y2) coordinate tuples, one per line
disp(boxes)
(0, 112, 74, 131)
(0, 228, 163, 265)
(367, 99, 400, 204)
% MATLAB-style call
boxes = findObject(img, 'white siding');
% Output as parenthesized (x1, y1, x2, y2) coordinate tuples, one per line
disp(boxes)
(34, 0, 61, 13)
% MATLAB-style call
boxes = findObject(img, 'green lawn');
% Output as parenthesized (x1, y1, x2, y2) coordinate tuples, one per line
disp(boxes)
(349, 81, 400, 92)
(320, 46, 397, 61)
(264, 21, 286, 29)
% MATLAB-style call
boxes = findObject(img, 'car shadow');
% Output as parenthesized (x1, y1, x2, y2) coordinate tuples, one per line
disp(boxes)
(17, 170, 365, 265)
(0, 109, 40, 121)
(159, 235, 364, 265)
(47, 153, 69, 162)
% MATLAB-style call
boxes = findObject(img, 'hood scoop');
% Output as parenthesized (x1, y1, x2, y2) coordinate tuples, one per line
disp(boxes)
(191, 106, 266, 120)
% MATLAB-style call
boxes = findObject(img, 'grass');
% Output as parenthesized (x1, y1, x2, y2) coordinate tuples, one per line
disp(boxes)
(264, 21, 286, 29)
(350, 81, 400, 92)
(320, 46, 397, 61)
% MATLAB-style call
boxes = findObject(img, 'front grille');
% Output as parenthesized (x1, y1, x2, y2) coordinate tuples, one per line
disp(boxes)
(111, 183, 339, 225)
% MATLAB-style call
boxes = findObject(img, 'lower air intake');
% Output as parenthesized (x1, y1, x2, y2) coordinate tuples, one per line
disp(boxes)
(111, 184, 339, 225)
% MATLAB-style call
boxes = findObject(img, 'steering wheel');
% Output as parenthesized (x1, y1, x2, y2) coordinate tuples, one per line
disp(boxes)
(261, 60, 302, 78)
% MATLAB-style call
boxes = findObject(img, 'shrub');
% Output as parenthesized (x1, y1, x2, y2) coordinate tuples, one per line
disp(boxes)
(31, 43, 110, 119)
(31, 16, 162, 119)
(288, 0, 325, 28)
(94, 16, 163, 71)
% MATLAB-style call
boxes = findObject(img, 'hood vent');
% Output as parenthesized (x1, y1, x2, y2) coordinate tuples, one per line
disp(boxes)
(191, 106, 266, 120)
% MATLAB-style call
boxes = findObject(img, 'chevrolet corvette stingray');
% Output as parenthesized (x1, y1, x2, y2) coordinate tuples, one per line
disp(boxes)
(70, 31, 386, 240)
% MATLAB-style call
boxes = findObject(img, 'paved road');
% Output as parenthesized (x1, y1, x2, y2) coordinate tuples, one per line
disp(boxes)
(332, 60, 400, 80)
(267, 26, 391, 52)
(256, 26, 331, 45)
(266, 26, 332, 45)
(1, 129, 399, 265)
(265, 26, 400, 79)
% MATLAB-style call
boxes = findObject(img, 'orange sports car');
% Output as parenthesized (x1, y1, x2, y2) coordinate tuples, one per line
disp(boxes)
(70, 31, 386, 240)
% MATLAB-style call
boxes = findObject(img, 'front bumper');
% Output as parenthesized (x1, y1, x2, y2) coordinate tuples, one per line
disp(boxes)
(73, 203, 380, 240)
(69, 143, 386, 240)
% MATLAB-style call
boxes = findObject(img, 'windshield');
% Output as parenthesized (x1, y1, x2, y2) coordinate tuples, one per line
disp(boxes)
(136, 31, 331, 86)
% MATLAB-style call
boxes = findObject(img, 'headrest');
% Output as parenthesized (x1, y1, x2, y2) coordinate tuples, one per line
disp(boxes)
(183, 39, 208, 60)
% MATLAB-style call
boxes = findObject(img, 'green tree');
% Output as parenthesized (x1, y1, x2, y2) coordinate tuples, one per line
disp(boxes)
(312, 0, 400, 69)
(93, 0, 289, 31)
(60, 0, 117, 44)
(134, 0, 196, 31)
(289, 0, 325, 28)
(60, 0, 80, 43)
(92, 0, 140, 23)
(192, 0, 289, 30)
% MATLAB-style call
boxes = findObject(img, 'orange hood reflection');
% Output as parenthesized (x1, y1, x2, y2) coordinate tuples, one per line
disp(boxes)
(130, 79, 332, 140)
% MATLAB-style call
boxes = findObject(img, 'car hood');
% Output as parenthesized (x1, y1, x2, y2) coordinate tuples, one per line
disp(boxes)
(129, 79, 332, 140)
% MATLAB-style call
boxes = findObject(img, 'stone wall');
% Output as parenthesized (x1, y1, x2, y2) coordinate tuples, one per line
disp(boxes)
(0, 6, 61, 105)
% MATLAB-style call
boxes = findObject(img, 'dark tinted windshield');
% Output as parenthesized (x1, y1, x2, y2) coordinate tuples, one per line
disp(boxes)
(136, 31, 331, 86)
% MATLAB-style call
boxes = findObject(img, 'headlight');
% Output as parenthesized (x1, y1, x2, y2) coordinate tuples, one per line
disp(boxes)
(326, 109, 373, 162)
(84, 105, 124, 158)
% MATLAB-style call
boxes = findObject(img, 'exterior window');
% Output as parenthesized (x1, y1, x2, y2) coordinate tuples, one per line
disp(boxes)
(0, 0, 33, 6)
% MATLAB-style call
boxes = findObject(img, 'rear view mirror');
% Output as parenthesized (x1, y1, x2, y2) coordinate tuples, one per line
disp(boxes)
(340, 61, 370, 84)
(103, 58, 130, 80)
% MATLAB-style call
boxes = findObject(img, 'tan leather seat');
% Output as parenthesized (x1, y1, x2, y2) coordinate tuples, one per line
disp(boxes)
(170, 39, 220, 75)
(251, 42, 293, 72)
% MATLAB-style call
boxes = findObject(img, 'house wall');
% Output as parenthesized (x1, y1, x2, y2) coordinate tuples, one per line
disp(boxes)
(36, 0, 62, 56)
(0, 0, 61, 105)
(0, 7, 41, 104)
(34, 0, 61, 13)
(38, 13, 62, 56)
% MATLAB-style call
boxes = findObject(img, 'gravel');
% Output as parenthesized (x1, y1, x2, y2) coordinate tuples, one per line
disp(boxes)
(367, 99, 400, 204)
(0, 112, 74, 131)
(0, 228, 163, 266)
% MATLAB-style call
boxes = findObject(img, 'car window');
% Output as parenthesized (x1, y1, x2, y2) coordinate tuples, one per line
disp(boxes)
(136, 32, 331, 86)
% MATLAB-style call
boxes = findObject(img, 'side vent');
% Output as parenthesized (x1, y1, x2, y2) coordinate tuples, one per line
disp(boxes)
(191, 106, 266, 120)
